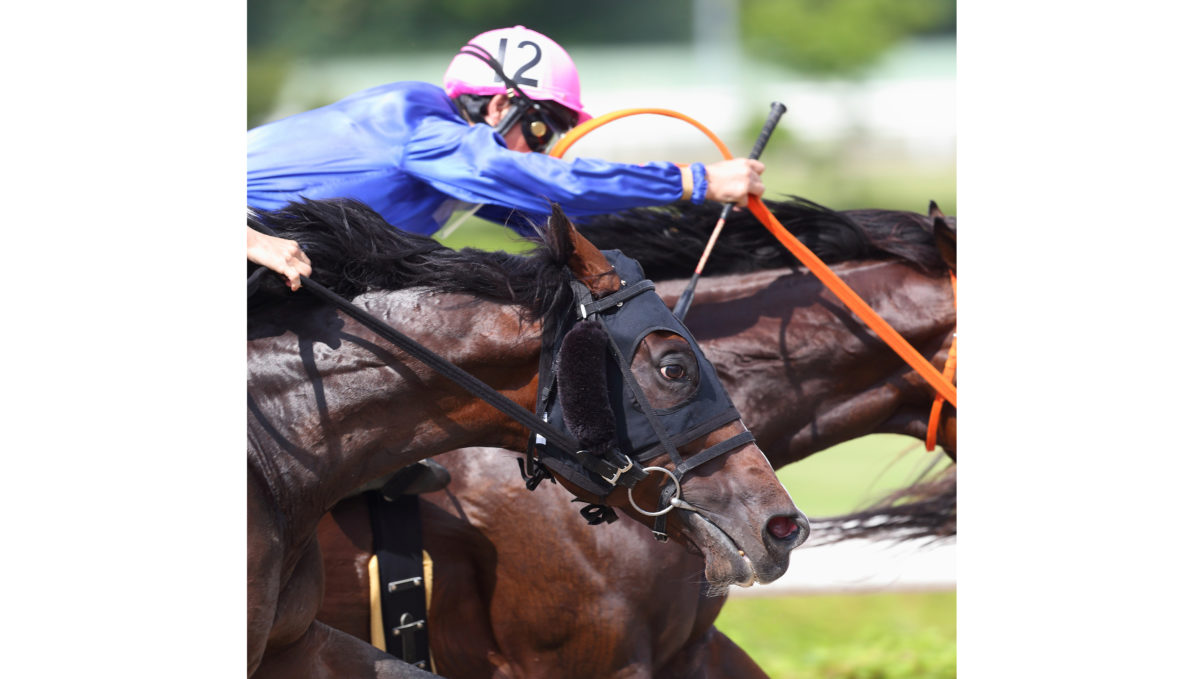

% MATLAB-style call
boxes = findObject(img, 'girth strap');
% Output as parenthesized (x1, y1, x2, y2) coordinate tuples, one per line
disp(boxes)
(367, 491, 431, 670)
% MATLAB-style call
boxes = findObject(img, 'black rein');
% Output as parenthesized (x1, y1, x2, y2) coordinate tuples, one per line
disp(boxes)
(248, 261, 639, 488)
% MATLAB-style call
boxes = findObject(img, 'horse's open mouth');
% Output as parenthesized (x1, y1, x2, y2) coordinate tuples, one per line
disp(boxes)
(679, 510, 757, 591)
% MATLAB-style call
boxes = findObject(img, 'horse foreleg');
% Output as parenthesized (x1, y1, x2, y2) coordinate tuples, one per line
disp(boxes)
(248, 471, 285, 676)
(253, 620, 443, 679)
(652, 627, 770, 679)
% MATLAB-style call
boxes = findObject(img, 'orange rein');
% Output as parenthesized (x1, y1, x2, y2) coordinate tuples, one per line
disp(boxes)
(549, 108, 957, 442)
(925, 272, 957, 451)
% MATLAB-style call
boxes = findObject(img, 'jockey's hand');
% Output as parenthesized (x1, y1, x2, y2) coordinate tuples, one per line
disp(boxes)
(704, 158, 765, 207)
(247, 226, 312, 291)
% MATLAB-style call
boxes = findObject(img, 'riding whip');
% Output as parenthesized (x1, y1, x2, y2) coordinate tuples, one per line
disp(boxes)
(672, 101, 787, 320)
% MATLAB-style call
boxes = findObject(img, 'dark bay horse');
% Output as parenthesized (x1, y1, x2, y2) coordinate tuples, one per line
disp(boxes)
(314, 197, 957, 678)
(247, 199, 807, 679)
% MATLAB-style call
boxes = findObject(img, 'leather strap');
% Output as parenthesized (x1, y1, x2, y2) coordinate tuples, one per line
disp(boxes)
(368, 491, 431, 670)
(579, 279, 655, 316)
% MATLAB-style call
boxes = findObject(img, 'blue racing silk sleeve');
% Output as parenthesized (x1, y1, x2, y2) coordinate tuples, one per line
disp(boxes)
(402, 115, 685, 221)
(248, 81, 685, 236)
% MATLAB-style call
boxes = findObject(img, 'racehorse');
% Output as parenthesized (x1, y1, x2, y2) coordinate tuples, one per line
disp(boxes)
(247, 199, 808, 679)
(313, 197, 957, 678)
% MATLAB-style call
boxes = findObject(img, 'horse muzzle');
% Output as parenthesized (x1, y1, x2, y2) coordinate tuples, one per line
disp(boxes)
(679, 505, 808, 590)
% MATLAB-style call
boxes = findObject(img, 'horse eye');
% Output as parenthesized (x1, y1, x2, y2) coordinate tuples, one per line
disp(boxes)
(660, 364, 686, 380)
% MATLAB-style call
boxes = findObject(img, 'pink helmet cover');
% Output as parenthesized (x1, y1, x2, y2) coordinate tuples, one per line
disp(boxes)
(443, 25, 591, 123)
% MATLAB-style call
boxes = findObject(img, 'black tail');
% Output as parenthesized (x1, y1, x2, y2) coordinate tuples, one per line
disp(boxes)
(807, 467, 957, 545)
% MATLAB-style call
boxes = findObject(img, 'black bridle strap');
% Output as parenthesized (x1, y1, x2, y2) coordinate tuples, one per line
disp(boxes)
(632, 407, 742, 462)
(675, 430, 756, 477)
(580, 279, 655, 316)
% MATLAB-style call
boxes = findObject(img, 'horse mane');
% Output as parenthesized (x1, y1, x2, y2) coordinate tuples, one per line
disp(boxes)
(809, 466, 957, 545)
(578, 196, 949, 280)
(248, 198, 576, 323)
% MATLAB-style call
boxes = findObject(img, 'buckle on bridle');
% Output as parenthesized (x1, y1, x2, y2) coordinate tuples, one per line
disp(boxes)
(600, 453, 634, 486)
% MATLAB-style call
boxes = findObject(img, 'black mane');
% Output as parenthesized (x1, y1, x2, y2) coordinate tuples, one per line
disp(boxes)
(248, 198, 576, 323)
(579, 196, 949, 280)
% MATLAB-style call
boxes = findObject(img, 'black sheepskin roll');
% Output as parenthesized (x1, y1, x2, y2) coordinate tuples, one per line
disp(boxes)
(557, 320, 617, 456)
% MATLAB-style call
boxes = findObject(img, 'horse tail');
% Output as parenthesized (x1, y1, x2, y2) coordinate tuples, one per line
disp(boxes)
(806, 466, 957, 545)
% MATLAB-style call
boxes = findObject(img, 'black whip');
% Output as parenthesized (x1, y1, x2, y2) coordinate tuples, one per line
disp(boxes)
(672, 101, 787, 320)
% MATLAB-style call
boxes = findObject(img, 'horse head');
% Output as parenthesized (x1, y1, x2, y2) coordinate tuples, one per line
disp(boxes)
(537, 207, 808, 588)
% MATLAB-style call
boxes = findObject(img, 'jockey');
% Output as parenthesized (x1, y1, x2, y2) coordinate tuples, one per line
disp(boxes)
(246, 25, 765, 288)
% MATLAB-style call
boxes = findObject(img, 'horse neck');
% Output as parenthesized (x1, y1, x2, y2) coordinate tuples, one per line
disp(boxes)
(247, 289, 542, 533)
(661, 259, 955, 466)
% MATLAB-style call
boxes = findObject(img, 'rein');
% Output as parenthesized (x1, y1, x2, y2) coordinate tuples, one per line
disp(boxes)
(550, 109, 958, 411)
(926, 272, 957, 451)
(246, 226, 640, 489)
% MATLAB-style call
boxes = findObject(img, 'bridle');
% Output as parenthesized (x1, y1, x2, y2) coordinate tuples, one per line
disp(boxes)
(525, 249, 756, 540)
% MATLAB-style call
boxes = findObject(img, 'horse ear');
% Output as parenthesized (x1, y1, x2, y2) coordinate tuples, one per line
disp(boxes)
(933, 216, 956, 274)
(928, 200, 945, 220)
(552, 205, 621, 297)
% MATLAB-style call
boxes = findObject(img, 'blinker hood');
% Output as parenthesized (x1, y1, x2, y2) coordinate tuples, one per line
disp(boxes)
(532, 250, 740, 497)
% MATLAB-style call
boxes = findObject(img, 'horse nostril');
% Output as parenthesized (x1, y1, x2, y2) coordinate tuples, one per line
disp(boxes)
(767, 515, 799, 540)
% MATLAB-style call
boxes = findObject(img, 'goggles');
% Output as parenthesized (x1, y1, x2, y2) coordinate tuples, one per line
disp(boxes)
(512, 99, 578, 153)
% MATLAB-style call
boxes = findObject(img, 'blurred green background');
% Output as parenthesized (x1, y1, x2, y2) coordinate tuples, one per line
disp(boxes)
(250, 2, 956, 676)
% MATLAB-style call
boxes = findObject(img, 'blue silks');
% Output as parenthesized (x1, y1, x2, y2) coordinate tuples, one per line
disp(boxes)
(247, 81, 685, 236)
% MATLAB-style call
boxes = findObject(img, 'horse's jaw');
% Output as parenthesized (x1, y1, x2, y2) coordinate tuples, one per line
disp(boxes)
(678, 511, 756, 592)
(678, 508, 808, 594)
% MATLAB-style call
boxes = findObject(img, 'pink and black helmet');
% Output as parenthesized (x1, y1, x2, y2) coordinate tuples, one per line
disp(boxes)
(443, 25, 591, 125)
